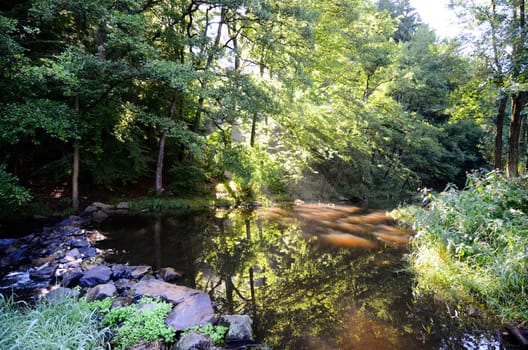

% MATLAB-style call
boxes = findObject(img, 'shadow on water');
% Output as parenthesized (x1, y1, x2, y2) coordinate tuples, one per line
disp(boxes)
(96, 203, 505, 350)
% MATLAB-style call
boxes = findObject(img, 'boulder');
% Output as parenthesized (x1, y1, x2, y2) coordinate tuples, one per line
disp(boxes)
(85, 283, 117, 302)
(61, 269, 83, 288)
(79, 265, 112, 287)
(29, 264, 57, 282)
(159, 267, 182, 282)
(173, 330, 213, 350)
(127, 340, 167, 350)
(132, 279, 201, 305)
(218, 315, 254, 344)
(129, 265, 151, 279)
(165, 292, 214, 331)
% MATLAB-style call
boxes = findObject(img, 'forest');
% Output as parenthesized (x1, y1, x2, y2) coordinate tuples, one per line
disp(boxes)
(2, 1, 528, 348)
(1, 0, 526, 214)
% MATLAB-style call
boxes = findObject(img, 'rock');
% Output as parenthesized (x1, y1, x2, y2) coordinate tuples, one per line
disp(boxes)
(29, 264, 57, 282)
(173, 330, 213, 350)
(127, 340, 167, 350)
(116, 202, 129, 210)
(92, 211, 110, 224)
(87, 230, 107, 243)
(133, 279, 201, 305)
(67, 239, 90, 249)
(159, 267, 182, 282)
(45, 287, 80, 301)
(129, 265, 151, 279)
(112, 264, 129, 279)
(79, 265, 112, 287)
(32, 254, 57, 266)
(218, 315, 254, 344)
(7, 247, 30, 265)
(61, 269, 83, 288)
(0, 238, 17, 252)
(82, 247, 98, 258)
(165, 292, 214, 332)
(85, 283, 117, 302)
(65, 248, 81, 259)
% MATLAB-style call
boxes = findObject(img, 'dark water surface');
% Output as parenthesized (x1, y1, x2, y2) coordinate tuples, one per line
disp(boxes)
(96, 204, 505, 350)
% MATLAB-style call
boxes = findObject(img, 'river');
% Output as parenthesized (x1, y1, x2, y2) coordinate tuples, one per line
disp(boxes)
(95, 203, 504, 349)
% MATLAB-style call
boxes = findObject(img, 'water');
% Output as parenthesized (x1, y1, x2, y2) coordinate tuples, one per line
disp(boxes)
(96, 204, 506, 350)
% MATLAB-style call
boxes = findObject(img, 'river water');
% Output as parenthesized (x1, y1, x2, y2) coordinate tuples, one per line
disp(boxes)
(96, 203, 505, 349)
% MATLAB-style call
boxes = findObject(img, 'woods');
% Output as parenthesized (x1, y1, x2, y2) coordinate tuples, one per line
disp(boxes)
(1, 0, 527, 213)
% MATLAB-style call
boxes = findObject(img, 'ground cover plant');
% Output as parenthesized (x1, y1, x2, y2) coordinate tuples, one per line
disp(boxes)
(0, 293, 107, 350)
(88, 295, 176, 349)
(402, 170, 528, 321)
(184, 323, 229, 346)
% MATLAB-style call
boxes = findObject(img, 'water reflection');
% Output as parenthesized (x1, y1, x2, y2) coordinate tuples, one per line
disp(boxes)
(97, 204, 502, 350)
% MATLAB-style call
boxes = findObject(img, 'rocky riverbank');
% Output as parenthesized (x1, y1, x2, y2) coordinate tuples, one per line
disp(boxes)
(0, 214, 258, 350)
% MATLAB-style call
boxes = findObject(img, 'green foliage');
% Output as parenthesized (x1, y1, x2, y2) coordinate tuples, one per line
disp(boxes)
(405, 170, 528, 320)
(0, 164, 32, 212)
(184, 323, 229, 346)
(89, 296, 176, 349)
(0, 100, 78, 144)
(168, 162, 209, 196)
(0, 293, 107, 349)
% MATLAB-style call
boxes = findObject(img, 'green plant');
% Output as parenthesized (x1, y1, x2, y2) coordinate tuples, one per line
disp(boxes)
(403, 170, 528, 321)
(0, 164, 32, 210)
(89, 296, 176, 349)
(0, 293, 107, 349)
(184, 323, 229, 346)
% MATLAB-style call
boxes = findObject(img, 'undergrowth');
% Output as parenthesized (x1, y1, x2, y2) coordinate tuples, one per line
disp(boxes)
(399, 170, 528, 321)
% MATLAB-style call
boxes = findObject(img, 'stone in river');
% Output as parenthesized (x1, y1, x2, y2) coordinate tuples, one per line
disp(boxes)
(165, 292, 214, 332)
(133, 279, 199, 305)
(85, 283, 117, 302)
(79, 264, 112, 287)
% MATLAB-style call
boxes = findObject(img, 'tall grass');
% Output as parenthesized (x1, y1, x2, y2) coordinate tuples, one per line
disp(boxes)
(401, 170, 528, 321)
(0, 293, 108, 349)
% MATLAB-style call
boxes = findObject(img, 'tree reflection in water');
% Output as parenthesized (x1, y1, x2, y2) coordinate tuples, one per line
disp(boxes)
(98, 205, 502, 350)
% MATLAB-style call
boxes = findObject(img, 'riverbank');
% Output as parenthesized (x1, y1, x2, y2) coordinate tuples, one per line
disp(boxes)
(0, 214, 261, 349)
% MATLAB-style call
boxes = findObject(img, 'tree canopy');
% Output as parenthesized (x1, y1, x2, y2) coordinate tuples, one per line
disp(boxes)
(0, 0, 525, 212)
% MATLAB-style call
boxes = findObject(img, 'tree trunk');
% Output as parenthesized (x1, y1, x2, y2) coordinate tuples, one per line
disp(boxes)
(507, 91, 528, 177)
(192, 7, 226, 133)
(250, 113, 257, 147)
(494, 95, 508, 169)
(72, 96, 80, 211)
(72, 143, 80, 211)
(155, 131, 167, 196)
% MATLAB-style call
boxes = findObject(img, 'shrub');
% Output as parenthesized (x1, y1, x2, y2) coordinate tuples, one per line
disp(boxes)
(404, 170, 528, 321)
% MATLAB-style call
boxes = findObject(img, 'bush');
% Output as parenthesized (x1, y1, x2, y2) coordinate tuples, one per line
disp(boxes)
(404, 170, 528, 321)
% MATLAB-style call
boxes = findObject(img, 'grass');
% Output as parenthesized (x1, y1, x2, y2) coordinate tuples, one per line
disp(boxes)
(0, 293, 108, 350)
(129, 197, 220, 213)
(398, 170, 528, 321)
